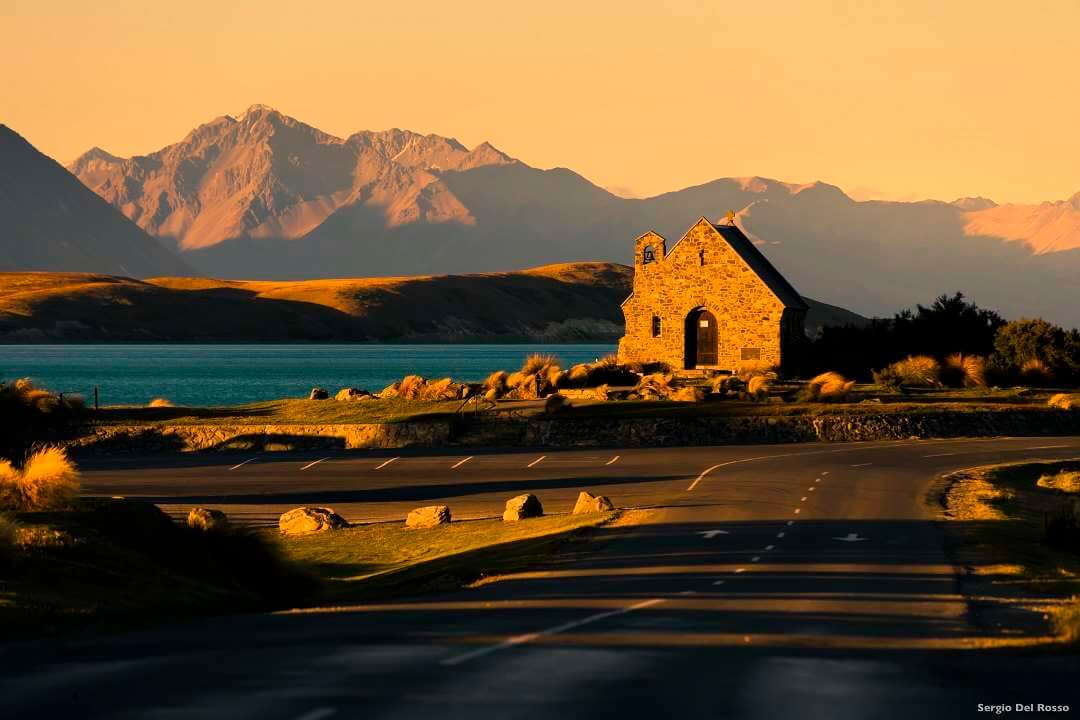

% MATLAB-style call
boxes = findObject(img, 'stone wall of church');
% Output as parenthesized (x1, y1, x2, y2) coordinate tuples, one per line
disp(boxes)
(618, 219, 793, 372)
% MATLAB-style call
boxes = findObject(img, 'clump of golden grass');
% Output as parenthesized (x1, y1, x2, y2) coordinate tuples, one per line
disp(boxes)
(1053, 601, 1080, 644)
(709, 374, 742, 396)
(635, 373, 672, 397)
(397, 375, 427, 400)
(1019, 358, 1054, 386)
(670, 386, 703, 403)
(1049, 393, 1079, 410)
(148, 397, 174, 408)
(873, 355, 940, 388)
(3, 378, 84, 415)
(543, 393, 572, 414)
(595, 354, 619, 369)
(0, 447, 80, 512)
(520, 353, 559, 376)
(483, 370, 508, 394)
(1037, 471, 1080, 493)
(941, 354, 987, 388)
(798, 372, 855, 402)
(737, 359, 777, 381)
(747, 375, 771, 401)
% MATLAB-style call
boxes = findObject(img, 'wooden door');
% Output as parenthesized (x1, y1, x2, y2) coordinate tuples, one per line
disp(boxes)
(696, 310, 718, 366)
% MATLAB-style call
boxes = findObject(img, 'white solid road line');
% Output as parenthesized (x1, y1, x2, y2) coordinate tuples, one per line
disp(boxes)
(451, 456, 473, 469)
(605, 455, 621, 466)
(924, 452, 957, 457)
(1029, 444, 1068, 450)
(375, 457, 399, 470)
(228, 457, 258, 471)
(527, 455, 546, 468)
(300, 457, 330, 471)
(850, 462, 873, 467)
(440, 598, 666, 666)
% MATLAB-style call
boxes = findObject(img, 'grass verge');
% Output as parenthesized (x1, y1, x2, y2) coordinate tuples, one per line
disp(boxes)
(940, 458, 1080, 644)
(279, 512, 617, 604)
(94, 397, 462, 426)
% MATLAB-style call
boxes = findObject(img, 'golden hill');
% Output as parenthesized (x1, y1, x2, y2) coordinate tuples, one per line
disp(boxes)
(0, 263, 633, 343)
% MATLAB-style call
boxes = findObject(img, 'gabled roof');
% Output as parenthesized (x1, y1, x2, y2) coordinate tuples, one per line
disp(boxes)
(708, 219, 807, 310)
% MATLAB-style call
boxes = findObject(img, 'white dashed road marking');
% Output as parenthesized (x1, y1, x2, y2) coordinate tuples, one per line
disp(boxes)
(751, 556, 761, 563)
(440, 598, 666, 666)
(787, 520, 795, 526)
(229, 457, 258, 471)
(713, 579, 726, 585)
(800, 496, 808, 502)
(850, 462, 872, 467)
(451, 456, 473, 469)
(1029, 444, 1068, 450)
(793, 508, 801, 514)
(605, 455, 621, 465)
(765, 545, 775, 551)
(293, 708, 337, 720)
(300, 457, 330, 471)
(924, 452, 956, 458)
(776, 532, 785, 538)
(527, 455, 547, 468)
(375, 457, 399, 470)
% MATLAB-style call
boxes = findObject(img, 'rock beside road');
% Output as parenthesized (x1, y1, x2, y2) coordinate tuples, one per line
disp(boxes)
(279, 506, 348, 535)
(187, 507, 229, 532)
(406, 505, 452, 529)
(503, 493, 543, 521)
(572, 491, 614, 514)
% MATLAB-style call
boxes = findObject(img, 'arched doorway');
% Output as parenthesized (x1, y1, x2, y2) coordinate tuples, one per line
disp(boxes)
(684, 308, 718, 368)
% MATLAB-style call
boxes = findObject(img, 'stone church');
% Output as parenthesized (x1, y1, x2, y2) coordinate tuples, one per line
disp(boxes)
(618, 217, 807, 373)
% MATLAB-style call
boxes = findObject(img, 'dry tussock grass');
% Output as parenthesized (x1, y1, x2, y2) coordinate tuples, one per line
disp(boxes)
(798, 372, 855, 402)
(737, 359, 777, 380)
(1048, 393, 1079, 410)
(0, 447, 80, 512)
(944, 471, 1011, 521)
(892, 355, 941, 387)
(942, 354, 987, 388)
(521, 353, 559, 376)
(483, 370, 508, 393)
(747, 375, 771, 401)
(1019, 358, 1054, 386)
(1037, 471, 1080, 494)
(148, 397, 174, 408)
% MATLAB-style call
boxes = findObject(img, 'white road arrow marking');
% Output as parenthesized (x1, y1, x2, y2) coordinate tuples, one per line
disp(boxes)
(833, 533, 867, 542)
(699, 530, 730, 539)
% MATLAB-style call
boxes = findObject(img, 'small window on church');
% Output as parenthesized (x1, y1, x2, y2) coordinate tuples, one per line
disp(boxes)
(741, 348, 761, 361)
(651, 316, 662, 337)
(699, 249, 706, 266)
(642, 245, 656, 264)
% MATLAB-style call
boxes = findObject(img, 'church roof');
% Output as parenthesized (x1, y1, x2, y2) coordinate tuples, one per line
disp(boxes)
(708, 220, 807, 310)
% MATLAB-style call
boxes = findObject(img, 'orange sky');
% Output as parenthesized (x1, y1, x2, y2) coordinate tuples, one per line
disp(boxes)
(3, 0, 1078, 203)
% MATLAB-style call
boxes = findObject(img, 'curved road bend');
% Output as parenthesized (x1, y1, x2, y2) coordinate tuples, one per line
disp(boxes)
(3, 436, 1080, 718)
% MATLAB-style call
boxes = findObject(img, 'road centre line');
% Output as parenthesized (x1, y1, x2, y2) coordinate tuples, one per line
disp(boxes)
(1029, 444, 1068, 450)
(527, 455, 547, 468)
(801, 496, 808, 502)
(293, 709, 337, 720)
(440, 598, 666, 666)
(605, 455, 621, 466)
(793, 508, 801, 514)
(808, 487, 816, 491)
(776, 532, 785, 538)
(375, 457, 399, 470)
(451, 456, 473, 469)
(787, 521, 794, 526)
(765, 545, 775, 551)
(850, 462, 873, 467)
(300, 457, 330, 471)
(925, 452, 957, 457)
(229, 457, 258, 471)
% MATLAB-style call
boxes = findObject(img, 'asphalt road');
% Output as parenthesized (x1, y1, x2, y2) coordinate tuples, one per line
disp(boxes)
(5, 436, 1080, 718)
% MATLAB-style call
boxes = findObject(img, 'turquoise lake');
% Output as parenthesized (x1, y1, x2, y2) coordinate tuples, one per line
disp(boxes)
(0, 344, 618, 407)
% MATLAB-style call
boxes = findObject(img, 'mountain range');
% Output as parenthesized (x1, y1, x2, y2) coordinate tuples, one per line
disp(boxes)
(0, 125, 190, 277)
(2, 105, 1079, 327)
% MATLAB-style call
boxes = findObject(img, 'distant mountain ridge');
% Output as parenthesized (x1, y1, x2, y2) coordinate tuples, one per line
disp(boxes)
(0, 125, 190, 277)
(49, 106, 1080, 328)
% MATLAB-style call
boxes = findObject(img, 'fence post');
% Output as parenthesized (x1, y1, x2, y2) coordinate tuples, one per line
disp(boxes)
(94, 386, 99, 411)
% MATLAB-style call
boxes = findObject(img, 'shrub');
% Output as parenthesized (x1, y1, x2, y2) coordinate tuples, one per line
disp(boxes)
(1049, 393, 1079, 410)
(543, 393, 571, 414)
(0, 446, 80, 512)
(941, 354, 987, 388)
(483, 370, 508, 395)
(994, 318, 1080, 384)
(1019, 358, 1054, 387)
(670, 386, 703, 403)
(799, 372, 855, 402)
(565, 364, 591, 386)
(1044, 499, 1080, 550)
(709, 374, 743, 396)
(397, 375, 428, 399)
(149, 397, 174, 408)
